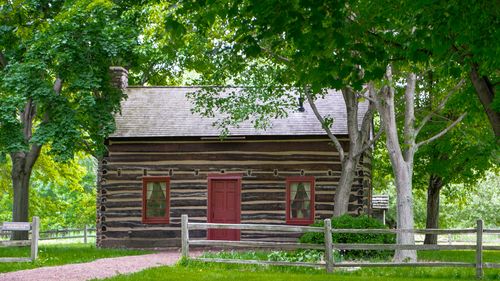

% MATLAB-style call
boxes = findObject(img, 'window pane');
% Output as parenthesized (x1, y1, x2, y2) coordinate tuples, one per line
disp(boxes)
(290, 182, 311, 219)
(147, 182, 167, 218)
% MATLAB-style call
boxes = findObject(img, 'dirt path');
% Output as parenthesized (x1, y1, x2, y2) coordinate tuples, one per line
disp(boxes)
(0, 251, 189, 281)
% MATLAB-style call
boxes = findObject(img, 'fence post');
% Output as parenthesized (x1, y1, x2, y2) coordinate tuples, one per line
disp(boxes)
(30, 216, 39, 261)
(476, 219, 483, 279)
(324, 218, 334, 273)
(84, 225, 88, 244)
(181, 214, 189, 259)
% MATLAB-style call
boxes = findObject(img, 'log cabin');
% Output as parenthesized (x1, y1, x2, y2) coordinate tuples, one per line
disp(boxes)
(96, 67, 373, 248)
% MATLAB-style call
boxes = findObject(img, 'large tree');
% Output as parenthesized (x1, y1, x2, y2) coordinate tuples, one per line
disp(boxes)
(173, 0, 386, 218)
(414, 84, 496, 244)
(0, 0, 137, 239)
(371, 66, 467, 261)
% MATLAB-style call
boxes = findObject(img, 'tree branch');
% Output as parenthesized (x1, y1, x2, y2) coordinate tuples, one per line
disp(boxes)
(356, 86, 376, 102)
(25, 143, 42, 173)
(416, 113, 467, 149)
(403, 73, 416, 148)
(260, 47, 291, 63)
(21, 99, 36, 142)
(354, 126, 384, 158)
(53, 77, 63, 95)
(415, 78, 466, 135)
(306, 92, 345, 161)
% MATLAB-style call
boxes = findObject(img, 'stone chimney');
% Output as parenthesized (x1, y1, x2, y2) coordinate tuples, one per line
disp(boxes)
(109, 66, 128, 89)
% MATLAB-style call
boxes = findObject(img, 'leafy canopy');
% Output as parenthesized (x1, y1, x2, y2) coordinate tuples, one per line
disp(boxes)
(0, 0, 138, 160)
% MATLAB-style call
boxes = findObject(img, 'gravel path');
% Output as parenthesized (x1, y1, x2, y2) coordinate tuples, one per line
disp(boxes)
(0, 251, 189, 281)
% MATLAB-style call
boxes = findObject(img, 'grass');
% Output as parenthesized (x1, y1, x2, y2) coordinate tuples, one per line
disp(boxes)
(100, 250, 500, 281)
(0, 243, 152, 273)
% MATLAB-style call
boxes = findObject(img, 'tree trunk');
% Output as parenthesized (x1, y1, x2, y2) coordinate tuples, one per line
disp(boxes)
(424, 175, 443, 245)
(470, 64, 500, 138)
(307, 88, 375, 218)
(333, 156, 357, 217)
(373, 71, 417, 262)
(390, 157, 417, 262)
(10, 155, 33, 240)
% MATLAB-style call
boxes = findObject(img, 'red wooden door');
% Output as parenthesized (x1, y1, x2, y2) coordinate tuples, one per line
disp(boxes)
(208, 177, 241, 240)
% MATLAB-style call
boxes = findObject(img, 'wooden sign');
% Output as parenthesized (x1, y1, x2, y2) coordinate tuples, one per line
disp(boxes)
(1, 222, 31, 231)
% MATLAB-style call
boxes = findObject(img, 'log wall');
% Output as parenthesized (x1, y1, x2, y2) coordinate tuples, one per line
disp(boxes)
(96, 136, 372, 248)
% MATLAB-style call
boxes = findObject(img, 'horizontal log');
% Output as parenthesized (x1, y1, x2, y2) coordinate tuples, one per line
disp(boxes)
(106, 153, 340, 163)
(102, 211, 142, 217)
(110, 151, 341, 158)
(40, 235, 92, 240)
(171, 191, 207, 197)
(105, 192, 143, 199)
(483, 246, 500, 250)
(484, 229, 500, 234)
(105, 230, 177, 239)
(103, 163, 344, 172)
(103, 221, 153, 228)
(330, 228, 477, 234)
(104, 229, 205, 239)
(241, 214, 285, 220)
(242, 203, 285, 211)
(189, 240, 323, 250)
(100, 180, 361, 190)
(242, 192, 285, 201)
(333, 262, 476, 268)
(241, 232, 301, 239)
(171, 209, 207, 217)
(241, 237, 298, 243)
(194, 258, 324, 268)
(0, 240, 31, 247)
(100, 184, 141, 191)
(102, 201, 141, 208)
(188, 222, 323, 233)
(108, 140, 340, 153)
(484, 263, 500, 269)
(0, 257, 32, 263)
(331, 244, 476, 250)
(100, 238, 180, 248)
(171, 199, 207, 207)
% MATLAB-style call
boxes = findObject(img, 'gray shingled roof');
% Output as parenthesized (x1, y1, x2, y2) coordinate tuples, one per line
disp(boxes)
(111, 87, 368, 138)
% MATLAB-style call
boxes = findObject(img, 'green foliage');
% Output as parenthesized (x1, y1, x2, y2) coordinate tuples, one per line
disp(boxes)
(166, 0, 392, 136)
(267, 250, 325, 263)
(0, 0, 138, 160)
(299, 215, 395, 260)
(202, 249, 327, 264)
(440, 172, 500, 228)
(0, 243, 151, 273)
(0, 151, 97, 229)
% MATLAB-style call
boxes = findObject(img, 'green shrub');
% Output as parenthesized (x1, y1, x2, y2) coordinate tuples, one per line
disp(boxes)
(267, 250, 324, 263)
(299, 214, 395, 260)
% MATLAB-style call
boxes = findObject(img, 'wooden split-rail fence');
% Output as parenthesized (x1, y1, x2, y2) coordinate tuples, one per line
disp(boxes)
(0, 226, 96, 243)
(181, 214, 500, 279)
(0, 217, 40, 262)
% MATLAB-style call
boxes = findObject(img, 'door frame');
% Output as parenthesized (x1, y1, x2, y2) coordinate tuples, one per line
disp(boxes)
(207, 174, 242, 240)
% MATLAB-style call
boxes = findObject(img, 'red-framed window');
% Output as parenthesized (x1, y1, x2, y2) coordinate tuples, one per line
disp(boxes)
(142, 176, 170, 224)
(286, 176, 315, 225)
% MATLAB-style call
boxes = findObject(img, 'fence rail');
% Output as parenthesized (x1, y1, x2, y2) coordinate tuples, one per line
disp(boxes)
(181, 215, 499, 279)
(0, 226, 96, 244)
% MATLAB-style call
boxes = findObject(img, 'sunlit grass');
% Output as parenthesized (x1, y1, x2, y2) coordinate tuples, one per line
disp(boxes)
(100, 250, 500, 281)
(0, 243, 152, 273)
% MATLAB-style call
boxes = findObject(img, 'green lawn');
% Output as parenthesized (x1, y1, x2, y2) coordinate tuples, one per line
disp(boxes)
(100, 250, 500, 281)
(0, 243, 152, 273)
